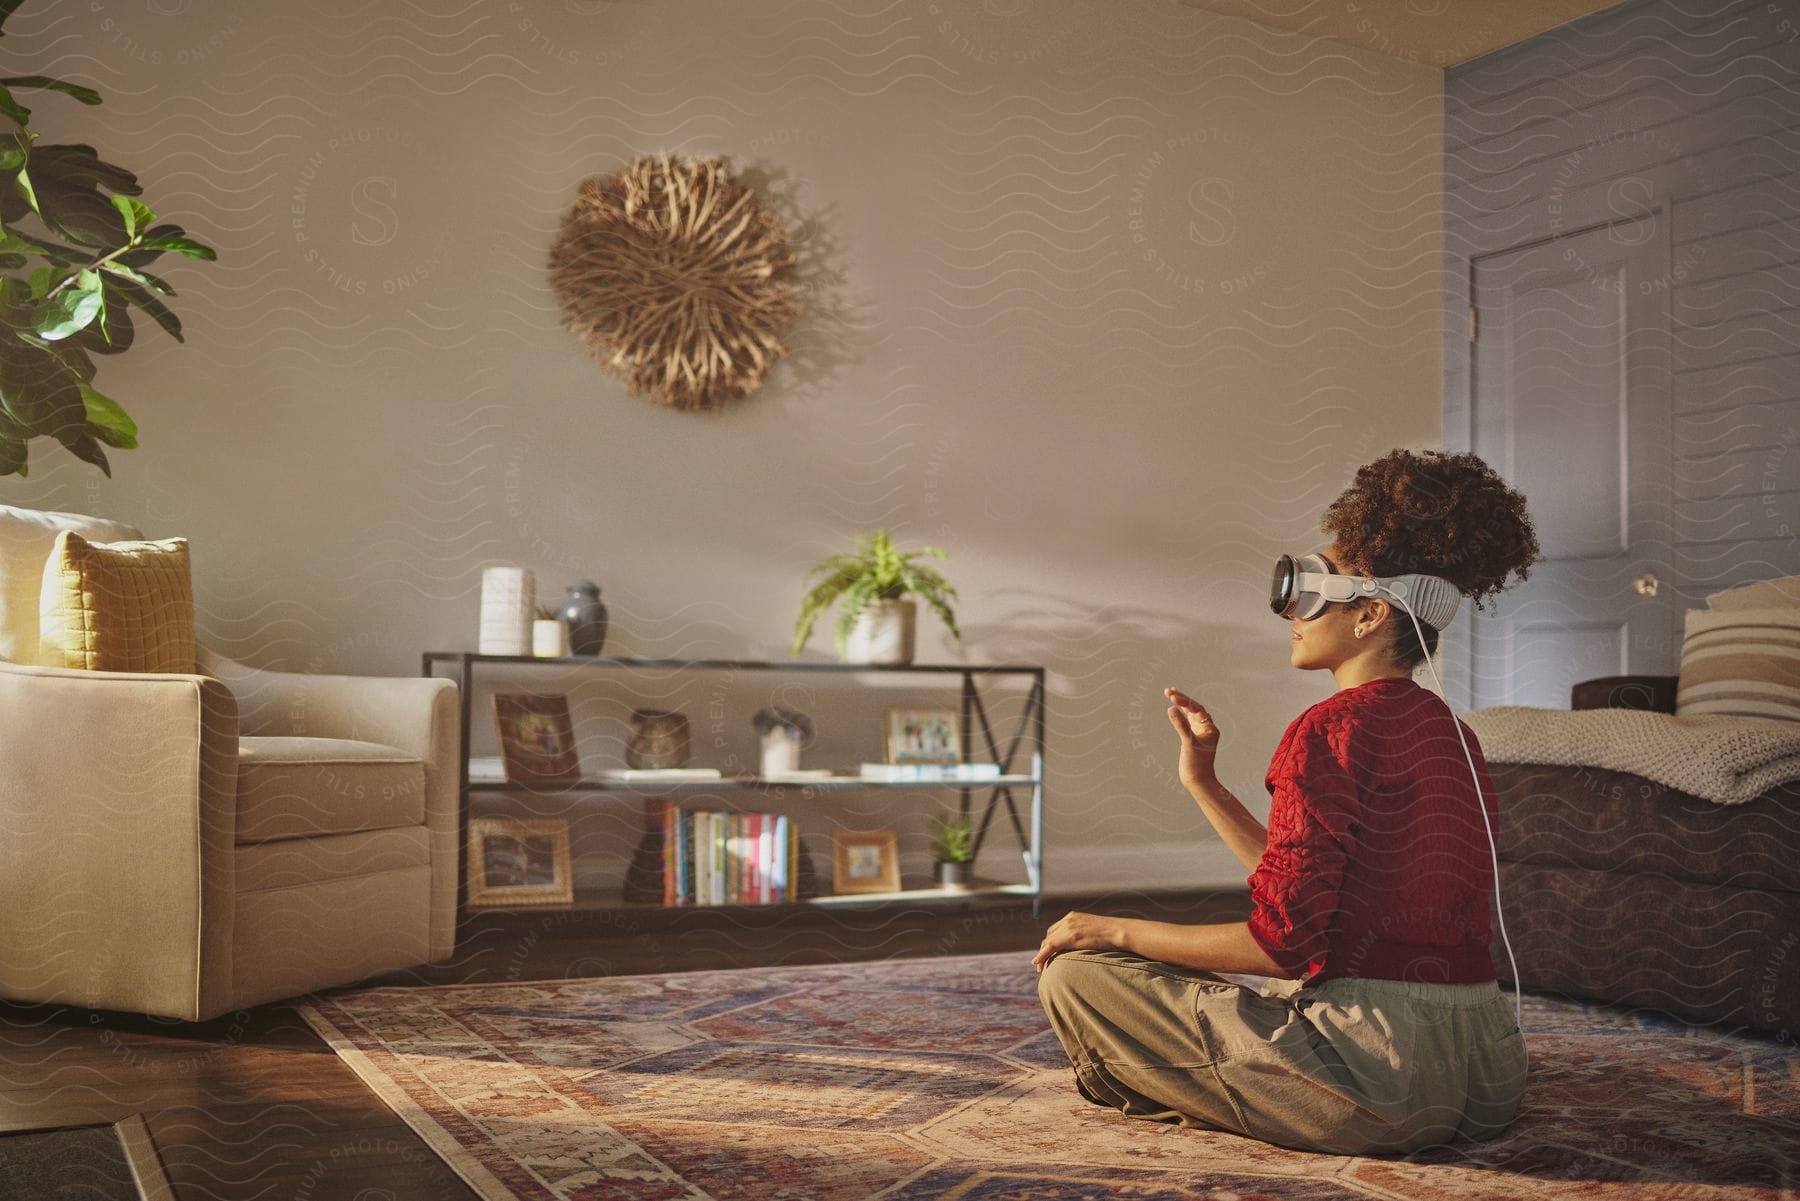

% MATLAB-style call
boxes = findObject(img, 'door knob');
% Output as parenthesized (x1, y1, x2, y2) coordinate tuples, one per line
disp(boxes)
(1632, 572, 1659, 597)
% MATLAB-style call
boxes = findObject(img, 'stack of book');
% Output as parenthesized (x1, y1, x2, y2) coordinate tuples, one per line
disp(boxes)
(858, 762, 1002, 781)
(661, 803, 797, 906)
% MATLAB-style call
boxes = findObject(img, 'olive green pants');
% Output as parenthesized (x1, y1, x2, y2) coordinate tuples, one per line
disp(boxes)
(1037, 949, 1528, 1156)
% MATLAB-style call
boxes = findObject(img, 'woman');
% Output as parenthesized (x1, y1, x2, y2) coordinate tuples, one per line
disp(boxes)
(1034, 448, 1541, 1155)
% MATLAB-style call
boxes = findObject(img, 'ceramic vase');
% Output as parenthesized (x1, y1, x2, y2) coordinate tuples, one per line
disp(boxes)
(626, 709, 690, 769)
(561, 581, 610, 656)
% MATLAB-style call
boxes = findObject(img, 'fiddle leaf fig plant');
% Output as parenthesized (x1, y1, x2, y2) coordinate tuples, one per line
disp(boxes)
(0, 7, 218, 478)
(790, 528, 962, 659)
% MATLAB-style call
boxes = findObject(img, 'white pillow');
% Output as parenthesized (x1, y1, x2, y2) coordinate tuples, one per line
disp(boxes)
(1705, 576, 1800, 610)
(0, 505, 142, 665)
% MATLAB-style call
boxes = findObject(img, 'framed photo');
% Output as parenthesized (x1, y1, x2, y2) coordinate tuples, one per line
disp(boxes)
(468, 816, 574, 908)
(831, 828, 900, 894)
(886, 707, 961, 765)
(493, 693, 581, 783)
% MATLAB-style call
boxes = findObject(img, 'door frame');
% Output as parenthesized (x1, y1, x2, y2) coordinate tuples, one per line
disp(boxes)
(1444, 198, 1679, 712)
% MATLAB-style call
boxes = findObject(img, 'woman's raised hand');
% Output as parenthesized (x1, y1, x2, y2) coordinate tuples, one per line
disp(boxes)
(1165, 686, 1220, 790)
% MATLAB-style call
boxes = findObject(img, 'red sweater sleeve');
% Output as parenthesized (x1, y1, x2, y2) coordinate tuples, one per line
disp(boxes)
(1246, 716, 1359, 980)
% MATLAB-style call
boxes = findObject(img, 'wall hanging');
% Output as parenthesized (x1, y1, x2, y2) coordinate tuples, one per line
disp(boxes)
(547, 154, 802, 412)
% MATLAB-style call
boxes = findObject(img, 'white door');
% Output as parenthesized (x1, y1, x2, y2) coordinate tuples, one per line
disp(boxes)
(1464, 216, 1677, 710)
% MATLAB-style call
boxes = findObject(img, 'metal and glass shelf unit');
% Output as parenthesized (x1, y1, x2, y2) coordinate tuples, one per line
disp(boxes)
(421, 653, 1047, 919)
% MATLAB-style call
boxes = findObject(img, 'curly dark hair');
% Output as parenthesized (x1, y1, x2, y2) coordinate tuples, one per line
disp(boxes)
(1320, 448, 1542, 671)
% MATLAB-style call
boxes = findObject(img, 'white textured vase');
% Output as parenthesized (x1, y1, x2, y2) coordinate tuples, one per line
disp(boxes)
(843, 598, 916, 665)
(478, 566, 535, 655)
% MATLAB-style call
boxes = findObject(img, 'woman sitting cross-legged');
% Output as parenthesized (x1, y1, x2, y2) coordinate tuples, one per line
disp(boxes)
(1036, 448, 1539, 1156)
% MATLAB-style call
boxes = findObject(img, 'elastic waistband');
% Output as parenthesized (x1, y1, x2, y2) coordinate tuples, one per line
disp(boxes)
(1305, 976, 1506, 1009)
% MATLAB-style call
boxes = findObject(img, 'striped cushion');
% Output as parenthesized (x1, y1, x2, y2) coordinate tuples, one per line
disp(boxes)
(1675, 606, 1800, 725)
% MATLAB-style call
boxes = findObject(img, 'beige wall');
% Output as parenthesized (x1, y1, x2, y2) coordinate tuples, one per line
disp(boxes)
(6, 0, 1442, 896)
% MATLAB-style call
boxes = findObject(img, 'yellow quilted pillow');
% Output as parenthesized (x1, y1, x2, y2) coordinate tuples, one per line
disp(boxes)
(38, 531, 196, 672)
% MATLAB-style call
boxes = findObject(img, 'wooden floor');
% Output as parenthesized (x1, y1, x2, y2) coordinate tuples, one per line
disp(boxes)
(0, 888, 1250, 1200)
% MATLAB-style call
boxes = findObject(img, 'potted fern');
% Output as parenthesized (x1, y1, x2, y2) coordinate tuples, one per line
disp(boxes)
(789, 529, 961, 665)
(929, 810, 976, 890)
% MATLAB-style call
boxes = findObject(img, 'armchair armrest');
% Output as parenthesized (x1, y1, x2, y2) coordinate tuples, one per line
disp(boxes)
(1571, 674, 1679, 713)
(197, 647, 461, 960)
(0, 660, 238, 1020)
(197, 646, 454, 759)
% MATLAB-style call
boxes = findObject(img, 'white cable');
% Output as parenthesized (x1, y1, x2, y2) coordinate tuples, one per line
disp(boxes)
(1379, 585, 1528, 1068)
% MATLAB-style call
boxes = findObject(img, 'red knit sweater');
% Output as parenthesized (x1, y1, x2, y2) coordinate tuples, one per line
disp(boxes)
(1246, 676, 1500, 985)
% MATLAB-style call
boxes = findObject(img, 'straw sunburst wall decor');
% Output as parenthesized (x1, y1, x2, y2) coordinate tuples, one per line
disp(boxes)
(547, 154, 803, 412)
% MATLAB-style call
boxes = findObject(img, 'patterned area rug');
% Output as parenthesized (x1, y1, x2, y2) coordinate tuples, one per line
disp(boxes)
(297, 949, 1798, 1200)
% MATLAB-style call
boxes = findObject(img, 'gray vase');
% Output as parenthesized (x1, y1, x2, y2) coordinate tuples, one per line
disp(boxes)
(561, 580, 610, 655)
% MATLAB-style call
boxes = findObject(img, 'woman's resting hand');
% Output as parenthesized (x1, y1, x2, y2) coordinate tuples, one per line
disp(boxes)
(1033, 910, 1125, 973)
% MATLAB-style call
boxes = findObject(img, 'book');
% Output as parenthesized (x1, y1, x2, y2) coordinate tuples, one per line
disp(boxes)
(859, 762, 1002, 782)
(772, 814, 786, 903)
(659, 807, 801, 907)
(662, 800, 676, 907)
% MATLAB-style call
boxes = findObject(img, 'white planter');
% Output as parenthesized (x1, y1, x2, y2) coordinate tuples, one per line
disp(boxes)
(843, 598, 916, 665)
(532, 618, 570, 658)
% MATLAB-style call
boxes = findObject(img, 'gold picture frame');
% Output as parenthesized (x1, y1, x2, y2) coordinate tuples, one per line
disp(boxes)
(467, 816, 574, 908)
(885, 707, 961, 765)
(493, 693, 581, 783)
(831, 828, 900, 895)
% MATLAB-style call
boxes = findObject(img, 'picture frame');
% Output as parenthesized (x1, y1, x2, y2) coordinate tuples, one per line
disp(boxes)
(492, 693, 581, 783)
(831, 828, 901, 894)
(467, 816, 574, 908)
(885, 707, 961, 765)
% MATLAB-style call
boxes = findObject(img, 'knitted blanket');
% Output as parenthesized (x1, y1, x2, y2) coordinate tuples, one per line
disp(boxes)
(1460, 706, 1800, 805)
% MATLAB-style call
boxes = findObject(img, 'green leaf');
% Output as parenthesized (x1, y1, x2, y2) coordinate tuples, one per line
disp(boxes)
(0, 334, 83, 436)
(32, 144, 139, 196)
(78, 380, 135, 448)
(0, 434, 24, 476)
(0, 76, 102, 106)
(98, 258, 148, 285)
(33, 268, 103, 340)
(0, 130, 23, 169)
(1, 226, 86, 263)
(53, 421, 109, 476)
(0, 83, 27, 128)
(101, 273, 181, 341)
(11, 161, 37, 215)
(0, 1, 30, 39)
(134, 266, 174, 296)
(110, 193, 154, 239)
(138, 231, 214, 260)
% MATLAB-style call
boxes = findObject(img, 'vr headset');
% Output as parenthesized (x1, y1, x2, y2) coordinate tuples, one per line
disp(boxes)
(1269, 551, 1463, 631)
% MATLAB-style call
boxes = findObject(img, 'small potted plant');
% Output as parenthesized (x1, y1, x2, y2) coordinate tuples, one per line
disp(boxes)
(929, 810, 976, 890)
(531, 605, 570, 658)
(752, 706, 815, 777)
(790, 529, 961, 665)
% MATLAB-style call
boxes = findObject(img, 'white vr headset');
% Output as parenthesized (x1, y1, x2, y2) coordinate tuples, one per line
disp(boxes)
(1269, 551, 1462, 630)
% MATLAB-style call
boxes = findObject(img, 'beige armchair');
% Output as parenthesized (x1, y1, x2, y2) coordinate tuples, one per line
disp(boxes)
(0, 506, 458, 1021)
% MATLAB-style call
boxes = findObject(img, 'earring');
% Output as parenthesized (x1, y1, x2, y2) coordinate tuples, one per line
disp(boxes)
(1354, 629, 1364, 638)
